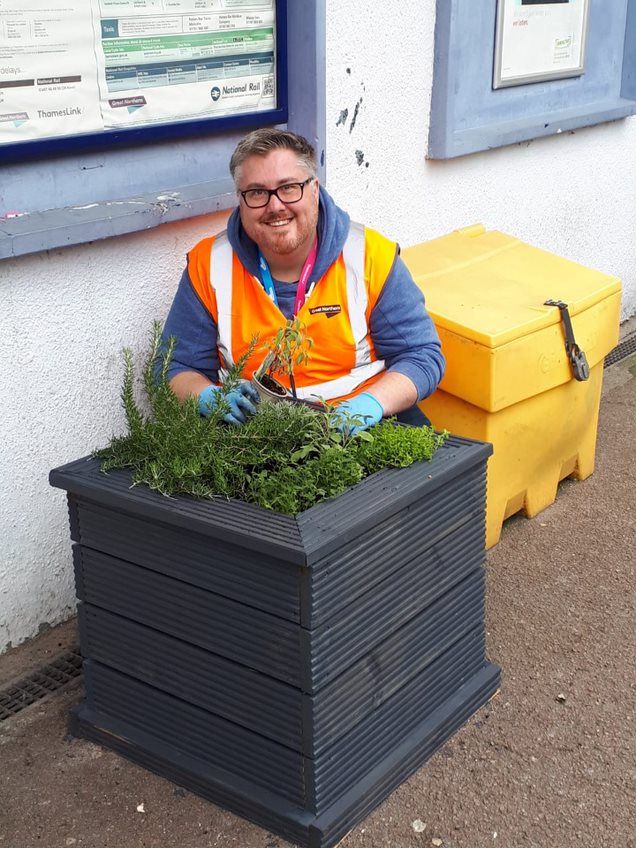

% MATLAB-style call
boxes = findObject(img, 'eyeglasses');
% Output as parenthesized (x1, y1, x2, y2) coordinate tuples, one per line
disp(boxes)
(239, 177, 314, 209)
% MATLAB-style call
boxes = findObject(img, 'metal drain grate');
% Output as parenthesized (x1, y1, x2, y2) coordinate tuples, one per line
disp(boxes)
(0, 649, 83, 721)
(605, 332, 636, 368)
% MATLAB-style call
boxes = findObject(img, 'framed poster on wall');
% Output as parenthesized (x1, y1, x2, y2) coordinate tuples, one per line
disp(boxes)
(0, 0, 287, 160)
(494, 0, 590, 89)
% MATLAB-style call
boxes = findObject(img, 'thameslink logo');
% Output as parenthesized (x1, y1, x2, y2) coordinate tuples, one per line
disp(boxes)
(37, 106, 82, 118)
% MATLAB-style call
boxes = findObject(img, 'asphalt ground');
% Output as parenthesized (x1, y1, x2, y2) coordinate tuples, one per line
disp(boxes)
(1, 353, 634, 848)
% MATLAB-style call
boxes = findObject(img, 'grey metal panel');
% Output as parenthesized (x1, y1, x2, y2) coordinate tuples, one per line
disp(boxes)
(312, 630, 485, 812)
(51, 457, 305, 563)
(429, 0, 636, 159)
(297, 435, 491, 563)
(308, 517, 486, 691)
(307, 464, 485, 626)
(85, 661, 306, 806)
(78, 604, 303, 749)
(75, 547, 303, 686)
(310, 569, 485, 756)
(74, 499, 301, 622)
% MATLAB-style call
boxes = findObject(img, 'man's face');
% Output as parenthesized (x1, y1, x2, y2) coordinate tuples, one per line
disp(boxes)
(236, 149, 319, 258)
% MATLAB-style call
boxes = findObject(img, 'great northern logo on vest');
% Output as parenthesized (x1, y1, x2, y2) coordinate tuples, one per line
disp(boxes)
(309, 304, 342, 318)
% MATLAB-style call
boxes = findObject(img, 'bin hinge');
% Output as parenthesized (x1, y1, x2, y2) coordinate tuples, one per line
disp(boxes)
(544, 299, 590, 381)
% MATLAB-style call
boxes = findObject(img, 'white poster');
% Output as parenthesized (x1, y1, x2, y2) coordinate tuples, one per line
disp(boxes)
(0, 1, 103, 143)
(96, 0, 276, 128)
(494, 0, 589, 89)
(0, 0, 277, 146)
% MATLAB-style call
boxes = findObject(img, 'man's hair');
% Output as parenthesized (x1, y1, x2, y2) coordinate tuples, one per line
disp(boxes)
(230, 128, 317, 185)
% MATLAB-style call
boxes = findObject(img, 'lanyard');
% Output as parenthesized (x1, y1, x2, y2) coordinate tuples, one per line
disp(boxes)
(258, 237, 318, 316)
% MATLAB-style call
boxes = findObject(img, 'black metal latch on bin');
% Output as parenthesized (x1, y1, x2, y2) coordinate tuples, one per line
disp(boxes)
(544, 299, 590, 381)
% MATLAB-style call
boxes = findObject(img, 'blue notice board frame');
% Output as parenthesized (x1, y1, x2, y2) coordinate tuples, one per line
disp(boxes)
(0, 0, 288, 164)
(428, 0, 636, 159)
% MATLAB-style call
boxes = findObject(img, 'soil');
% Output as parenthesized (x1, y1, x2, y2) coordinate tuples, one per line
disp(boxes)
(259, 373, 288, 395)
(0, 354, 634, 848)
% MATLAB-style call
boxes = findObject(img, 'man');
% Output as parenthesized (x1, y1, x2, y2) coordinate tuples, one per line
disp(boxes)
(163, 128, 444, 429)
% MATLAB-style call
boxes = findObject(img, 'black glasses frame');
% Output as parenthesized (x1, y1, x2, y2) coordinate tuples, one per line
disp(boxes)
(239, 177, 315, 208)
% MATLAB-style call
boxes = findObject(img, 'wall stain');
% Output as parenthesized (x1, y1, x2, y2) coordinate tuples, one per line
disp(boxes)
(355, 150, 365, 166)
(336, 108, 349, 127)
(349, 98, 362, 134)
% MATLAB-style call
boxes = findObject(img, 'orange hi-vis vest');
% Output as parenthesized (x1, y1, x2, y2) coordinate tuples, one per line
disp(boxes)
(187, 222, 398, 403)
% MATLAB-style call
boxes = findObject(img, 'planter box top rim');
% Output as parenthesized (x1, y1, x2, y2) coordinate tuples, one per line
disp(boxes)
(50, 434, 492, 564)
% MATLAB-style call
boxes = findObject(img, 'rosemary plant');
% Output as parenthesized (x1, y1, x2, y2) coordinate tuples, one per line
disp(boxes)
(96, 323, 448, 513)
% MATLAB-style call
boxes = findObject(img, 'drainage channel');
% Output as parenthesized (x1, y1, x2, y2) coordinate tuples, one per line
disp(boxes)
(0, 649, 83, 721)
(605, 332, 636, 368)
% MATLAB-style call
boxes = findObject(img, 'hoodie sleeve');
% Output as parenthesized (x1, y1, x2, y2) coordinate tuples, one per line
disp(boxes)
(161, 267, 221, 383)
(369, 254, 445, 400)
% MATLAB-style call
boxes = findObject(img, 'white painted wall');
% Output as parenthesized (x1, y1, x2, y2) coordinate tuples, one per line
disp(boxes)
(325, 0, 636, 322)
(1, 1, 635, 652)
(0, 212, 228, 652)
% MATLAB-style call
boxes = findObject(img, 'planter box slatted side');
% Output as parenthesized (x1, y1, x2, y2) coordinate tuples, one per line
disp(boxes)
(296, 437, 491, 562)
(77, 568, 485, 756)
(312, 663, 501, 848)
(77, 605, 303, 749)
(84, 662, 306, 806)
(306, 464, 486, 626)
(312, 629, 486, 811)
(74, 517, 483, 693)
(71, 499, 302, 621)
(74, 547, 303, 686)
(69, 708, 314, 846)
(310, 569, 485, 756)
(308, 518, 485, 691)
(55, 456, 306, 562)
(71, 662, 500, 848)
(83, 626, 485, 816)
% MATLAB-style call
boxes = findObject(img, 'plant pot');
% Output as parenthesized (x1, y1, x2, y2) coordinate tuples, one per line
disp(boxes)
(251, 374, 326, 411)
(50, 434, 500, 848)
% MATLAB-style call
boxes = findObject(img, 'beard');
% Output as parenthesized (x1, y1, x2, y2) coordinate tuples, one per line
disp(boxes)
(242, 201, 319, 258)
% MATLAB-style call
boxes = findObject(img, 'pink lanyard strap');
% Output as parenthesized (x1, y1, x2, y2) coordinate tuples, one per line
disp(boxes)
(292, 237, 319, 315)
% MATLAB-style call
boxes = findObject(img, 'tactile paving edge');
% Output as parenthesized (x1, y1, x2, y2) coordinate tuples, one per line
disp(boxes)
(0, 648, 82, 721)
(605, 331, 636, 368)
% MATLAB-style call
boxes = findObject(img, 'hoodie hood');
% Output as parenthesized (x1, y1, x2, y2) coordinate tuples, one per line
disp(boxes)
(226, 185, 351, 282)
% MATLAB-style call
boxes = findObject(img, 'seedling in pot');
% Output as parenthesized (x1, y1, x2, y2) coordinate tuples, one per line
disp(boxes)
(252, 318, 316, 405)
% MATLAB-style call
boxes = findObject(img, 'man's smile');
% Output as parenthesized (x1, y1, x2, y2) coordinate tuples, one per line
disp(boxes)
(264, 218, 293, 228)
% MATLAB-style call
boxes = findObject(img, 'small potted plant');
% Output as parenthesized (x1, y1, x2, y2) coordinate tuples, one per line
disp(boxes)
(252, 317, 319, 406)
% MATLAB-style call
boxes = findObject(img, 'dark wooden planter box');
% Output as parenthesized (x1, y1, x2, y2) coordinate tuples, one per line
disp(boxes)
(50, 434, 500, 848)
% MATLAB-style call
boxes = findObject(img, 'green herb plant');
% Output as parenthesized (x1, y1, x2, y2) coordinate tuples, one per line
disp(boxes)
(97, 322, 448, 514)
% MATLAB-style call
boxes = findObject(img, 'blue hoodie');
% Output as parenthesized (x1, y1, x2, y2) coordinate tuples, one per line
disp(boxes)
(162, 186, 445, 399)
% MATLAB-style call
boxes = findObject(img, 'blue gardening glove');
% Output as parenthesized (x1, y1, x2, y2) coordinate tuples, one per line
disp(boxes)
(199, 381, 259, 426)
(333, 392, 383, 435)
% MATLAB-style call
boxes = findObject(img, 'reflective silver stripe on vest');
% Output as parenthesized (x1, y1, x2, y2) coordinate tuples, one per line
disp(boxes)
(343, 221, 373, 368)
(209, 231, 234, 368)
(293, 359, 385, 401)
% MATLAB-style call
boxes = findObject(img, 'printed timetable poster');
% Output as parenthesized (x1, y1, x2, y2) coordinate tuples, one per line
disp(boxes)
(494, 0, 590, 89)
(0, 0, 278, 146)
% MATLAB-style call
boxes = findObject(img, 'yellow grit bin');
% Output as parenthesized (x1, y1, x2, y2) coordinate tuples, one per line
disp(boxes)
(402, 225, 621, 549)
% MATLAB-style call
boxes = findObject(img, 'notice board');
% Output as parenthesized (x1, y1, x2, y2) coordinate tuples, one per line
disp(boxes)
(0, 0, 287, 160)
